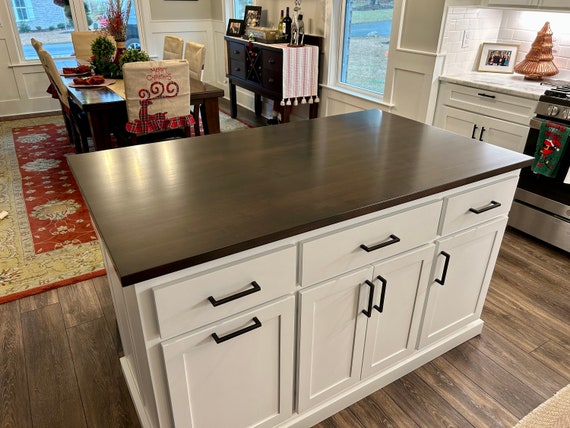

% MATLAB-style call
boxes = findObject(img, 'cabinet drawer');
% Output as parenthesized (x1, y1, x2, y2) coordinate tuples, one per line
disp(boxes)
(153, 246, 296, 339)
(438, 82, 536, 126)
(440, 176, 518, 236)
(228, 41, 245, 60)
(263, 50, 282, 72)
(228, 59, 246, 79)
(262, 70, 282, 92)
(300, 201, 442, 286)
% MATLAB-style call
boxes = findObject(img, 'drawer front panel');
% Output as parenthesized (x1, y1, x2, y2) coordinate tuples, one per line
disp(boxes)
(439, 82, 536, 126)
(300, 201, 443, 286)
(440, 176, 518, 236)
(229, 59, 246, 79)
(228, 41, 245, 60)
(263, 50, 282, 72)
(153, 246, 296, 339)
(262, 70, 282, 93)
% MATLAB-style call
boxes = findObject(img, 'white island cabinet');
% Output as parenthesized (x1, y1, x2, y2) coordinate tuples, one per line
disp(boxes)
(67, 110, 531, 428)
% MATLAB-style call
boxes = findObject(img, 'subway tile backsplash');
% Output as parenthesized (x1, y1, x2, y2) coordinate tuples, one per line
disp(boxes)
(442, 8, 570, 78)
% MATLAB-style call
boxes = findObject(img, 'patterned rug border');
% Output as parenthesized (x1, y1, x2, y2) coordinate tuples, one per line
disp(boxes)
(515, 383, 570, 427)
(0, 116, 105, 305)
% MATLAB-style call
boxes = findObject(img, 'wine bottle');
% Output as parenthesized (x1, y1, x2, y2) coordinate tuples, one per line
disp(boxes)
(283, 7, 292, 41)
(278, 10, 285, 36)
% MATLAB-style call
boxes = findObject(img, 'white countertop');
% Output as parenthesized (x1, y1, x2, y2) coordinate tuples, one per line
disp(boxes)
(439, 72, 564, 100)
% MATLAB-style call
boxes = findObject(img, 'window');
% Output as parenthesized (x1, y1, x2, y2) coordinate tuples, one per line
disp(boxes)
(340, 0, 393, 95)
(12, 0, 34, 21)
(234, 0, 252, 22)
(10, 0, 140, 60)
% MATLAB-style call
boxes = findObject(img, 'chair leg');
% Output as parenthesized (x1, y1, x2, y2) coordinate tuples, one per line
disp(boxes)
(193, 105, 201, 136)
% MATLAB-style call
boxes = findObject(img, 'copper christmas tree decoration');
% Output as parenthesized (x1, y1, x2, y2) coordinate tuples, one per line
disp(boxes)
(514, 22, 558, 80)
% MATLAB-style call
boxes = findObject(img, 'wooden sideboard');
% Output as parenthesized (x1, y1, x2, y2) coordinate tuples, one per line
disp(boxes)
(224, 35, 322, 122)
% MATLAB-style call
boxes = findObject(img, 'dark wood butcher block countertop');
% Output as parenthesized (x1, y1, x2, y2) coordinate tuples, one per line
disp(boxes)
(67, 109, 532, 286)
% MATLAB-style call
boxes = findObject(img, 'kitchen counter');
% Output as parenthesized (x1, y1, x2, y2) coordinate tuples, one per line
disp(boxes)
(68, 109, 531, 287)
(440, 72, 555, 100)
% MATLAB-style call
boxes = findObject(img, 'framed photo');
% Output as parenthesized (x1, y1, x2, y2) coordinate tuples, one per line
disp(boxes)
(244, 6, 262, 28)
(226, 19, 245, 37)
(478, 43, 519, 73)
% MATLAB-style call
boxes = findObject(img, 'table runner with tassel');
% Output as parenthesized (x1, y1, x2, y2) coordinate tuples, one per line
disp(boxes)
(277, 44, 319, 107)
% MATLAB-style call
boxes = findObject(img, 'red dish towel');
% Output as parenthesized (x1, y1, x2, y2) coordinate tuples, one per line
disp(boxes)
(532, 121, 570, 178)
(277, 44, 319, 106)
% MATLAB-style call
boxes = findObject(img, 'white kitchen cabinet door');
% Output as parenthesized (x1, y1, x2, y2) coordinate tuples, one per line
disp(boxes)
(297, 267, 372, 412)
(161, 296, 295, 428)
(435, 105, 528, 152)
(538, 0, 569, 8)
(361, 245, 435, 379)
(418, 217, 507, 348)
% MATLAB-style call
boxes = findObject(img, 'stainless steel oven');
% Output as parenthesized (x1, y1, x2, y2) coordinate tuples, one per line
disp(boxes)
(509, 90, 570, 253)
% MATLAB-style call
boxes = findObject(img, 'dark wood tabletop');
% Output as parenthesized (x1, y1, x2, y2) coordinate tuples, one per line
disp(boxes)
(67, 109, 532, 286)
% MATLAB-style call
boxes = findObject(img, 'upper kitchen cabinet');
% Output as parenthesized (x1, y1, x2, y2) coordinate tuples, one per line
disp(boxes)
(484, 0, 569, 8)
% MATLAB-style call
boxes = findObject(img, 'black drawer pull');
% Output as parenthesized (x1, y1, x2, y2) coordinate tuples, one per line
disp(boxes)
(208, 281, 261, 307)
(477, 92, 496, 99)
(469, 200, 501, 214)
(360, 234, 400, 252)
(435, 251, 451, 285)
(268, 78, 274, 83)
(234, 67, 241, 72)
(362, 280, 375, 318)
(233, 50, 240, 55)
(268, 58, 275, 64)
(373, 275, 387, 313)
(479, 126, 486, 141)
(212, 317, 262, 344)
(471, 124, 478, 139)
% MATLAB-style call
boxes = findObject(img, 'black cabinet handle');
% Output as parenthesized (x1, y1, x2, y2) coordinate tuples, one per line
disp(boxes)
(477, 92, 496, 99)
(268, 58, 275, 64)
(373, 275, 387, 313)
(212, 317, 262, 344)
(479, 126, 486, 141)
(268, 78, 274, 83)
(233, 50, 240, 55)
(234, 67, 241, 72)
(471, 124, 478, 139)
(360, 234, 400, 252)
(469, 200, 501, 214)
(435, 251, 451, 285)
(208, 281, 261, 307)
(362, 280, 375, 318)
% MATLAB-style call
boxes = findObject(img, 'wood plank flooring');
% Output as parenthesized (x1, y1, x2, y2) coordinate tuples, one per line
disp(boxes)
(1, 104, 568, 427)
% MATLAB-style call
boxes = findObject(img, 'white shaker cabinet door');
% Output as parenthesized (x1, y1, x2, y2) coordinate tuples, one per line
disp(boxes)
(161, 296, 295, 428)
(418, 217, 507, 348)
(297, 267, 372, 412)
(361, 245, 435, 379)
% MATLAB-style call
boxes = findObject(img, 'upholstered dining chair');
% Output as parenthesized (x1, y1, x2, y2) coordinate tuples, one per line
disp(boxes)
(71, 31, 115, 61)
(37, 49, 91, 153)
(184, 40, 206, 135)
(163, 35, 184, 60)
(30, 37, 43, 55)
(123, 59, 194, 144)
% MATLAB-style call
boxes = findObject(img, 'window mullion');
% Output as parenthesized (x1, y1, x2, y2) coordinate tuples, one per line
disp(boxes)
(68, 0, 89, 31)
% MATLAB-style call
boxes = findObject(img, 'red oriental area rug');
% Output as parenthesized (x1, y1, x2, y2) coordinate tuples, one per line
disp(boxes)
(0, 117, 105, 304)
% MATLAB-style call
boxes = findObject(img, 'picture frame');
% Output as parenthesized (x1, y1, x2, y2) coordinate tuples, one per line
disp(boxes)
(226, 19, 245, 37)
(478, 43, 519, 73)
(243, 6, 262, 28)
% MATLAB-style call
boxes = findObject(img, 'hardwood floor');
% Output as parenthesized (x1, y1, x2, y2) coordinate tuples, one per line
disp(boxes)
(1, 106, 568, 427)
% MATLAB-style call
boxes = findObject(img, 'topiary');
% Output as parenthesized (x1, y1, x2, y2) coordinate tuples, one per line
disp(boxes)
(119, 48, 150, 69)
(90, 35, 121, 78)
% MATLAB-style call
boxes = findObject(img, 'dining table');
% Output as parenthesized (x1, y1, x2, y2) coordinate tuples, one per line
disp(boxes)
(56, 59, 225, 151)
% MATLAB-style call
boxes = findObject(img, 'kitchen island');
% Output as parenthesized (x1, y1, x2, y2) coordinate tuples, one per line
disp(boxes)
(68, 109, 532, 428)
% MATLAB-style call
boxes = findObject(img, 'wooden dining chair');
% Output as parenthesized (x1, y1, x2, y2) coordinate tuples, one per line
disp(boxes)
(123, 59, 194, 144)
(71, 31, 115, 61)
(37, 49, 91, 153)
(163, 35, 184, 60)
(184, 40, 206, 135)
